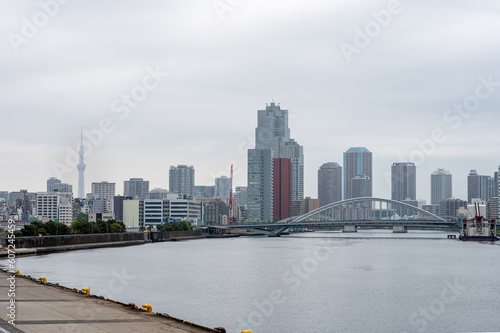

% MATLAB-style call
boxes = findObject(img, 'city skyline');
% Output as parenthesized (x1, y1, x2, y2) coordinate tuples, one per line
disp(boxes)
(3, 129, 500, 205)
(2, 1, 500, 203)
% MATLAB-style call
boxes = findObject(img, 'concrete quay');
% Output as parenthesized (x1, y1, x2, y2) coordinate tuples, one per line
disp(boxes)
(0, 270, 225, 333)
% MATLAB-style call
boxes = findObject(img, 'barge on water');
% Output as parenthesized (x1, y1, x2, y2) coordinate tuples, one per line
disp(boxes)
(459, 202, 498, 242)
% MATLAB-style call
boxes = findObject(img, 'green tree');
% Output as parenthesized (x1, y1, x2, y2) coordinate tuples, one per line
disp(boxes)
(44, 221, 70, 235)
(110, 222, 125, 233)
(20, 223, 38, 236)
(182, 220, 192, 231)
(157, 221, 191, 232)
(37, 227, 48, 236)
(19, 221, 46, 236)
(71, 221, 100, 234)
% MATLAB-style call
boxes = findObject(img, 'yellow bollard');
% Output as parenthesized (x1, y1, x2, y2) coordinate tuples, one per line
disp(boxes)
(82, 288, 90, 295)
(14, 270, 20, 276)
(241, 331, 253, 333)
(141, 304, 153, 313)
(40, 276, 47, 283)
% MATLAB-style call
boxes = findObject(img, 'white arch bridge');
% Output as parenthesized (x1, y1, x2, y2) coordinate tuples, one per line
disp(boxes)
(227, 197, 458, 236)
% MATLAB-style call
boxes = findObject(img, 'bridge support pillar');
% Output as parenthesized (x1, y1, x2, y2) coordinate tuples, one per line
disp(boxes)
(342, 225, 357, 233)
(393, 225, 407, 233)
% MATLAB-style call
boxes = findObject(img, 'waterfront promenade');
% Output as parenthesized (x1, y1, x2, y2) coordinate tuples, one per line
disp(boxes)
(0, 270, 223, 333)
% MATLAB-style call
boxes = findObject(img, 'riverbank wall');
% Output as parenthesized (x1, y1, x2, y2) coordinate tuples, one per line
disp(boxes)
(8, 232, 149, 249)
(0, 231, 209, 257)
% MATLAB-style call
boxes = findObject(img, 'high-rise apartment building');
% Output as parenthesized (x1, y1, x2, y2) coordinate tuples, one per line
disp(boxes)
(169, 165, 195, 197)
(247, 149, 273, 221)
(391, 162, 416, 201)
(343, 147, 372, 200)
(124, 178, 149, 199)
(318, 162, 342, 207)
(273, 158, 292, 220)
(467, 170, 495, 203)
(431, 169, 452, 205)
(255, 102, 304, 202)
(92, 181, 116, 213)
(215, 176, 231, 198)
(494, 166, 499, 198)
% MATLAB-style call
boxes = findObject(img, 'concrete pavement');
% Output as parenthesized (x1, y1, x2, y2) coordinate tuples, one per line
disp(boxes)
(0, 270, 223, 333)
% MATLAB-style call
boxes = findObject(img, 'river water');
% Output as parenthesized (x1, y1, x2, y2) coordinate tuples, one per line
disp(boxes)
(5, 230, 500, 333)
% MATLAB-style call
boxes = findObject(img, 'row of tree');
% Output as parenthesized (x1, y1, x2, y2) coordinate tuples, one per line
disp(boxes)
(156, 221, 192, 232)
(18, 220, 126, 236)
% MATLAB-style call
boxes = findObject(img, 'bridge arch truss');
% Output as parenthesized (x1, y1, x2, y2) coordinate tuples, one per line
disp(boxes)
(291, 197, 446, 224)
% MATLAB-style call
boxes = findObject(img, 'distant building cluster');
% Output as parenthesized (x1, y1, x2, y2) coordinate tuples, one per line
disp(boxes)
(1, 102, 499, 227)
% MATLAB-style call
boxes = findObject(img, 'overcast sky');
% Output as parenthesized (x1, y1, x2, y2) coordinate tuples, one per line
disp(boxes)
(1, 0, 499, 203)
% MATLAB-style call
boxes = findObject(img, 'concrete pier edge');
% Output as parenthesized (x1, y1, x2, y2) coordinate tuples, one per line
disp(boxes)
(1, 268, 225, 333)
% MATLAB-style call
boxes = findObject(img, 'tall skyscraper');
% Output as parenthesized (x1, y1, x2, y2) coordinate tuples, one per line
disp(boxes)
(255, 102, 304, 202)
(91, 181, 116, 213)
(273, 158, 292, 220)
(467, 169, 495, 203)
(467, 169, 479, 202)
(77, 125, 86, 198)
(494, 166, 500, 198)
(215, 176, 231, 198)
(391, 162, 416, 201)
(247, 149, 273, 221)
(169, 165, 195, 197)
(430, 168, 452, 205)
(343, 147, 372, 199)
(318, 162, 342, 207)
(124, 178, 149, 199)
